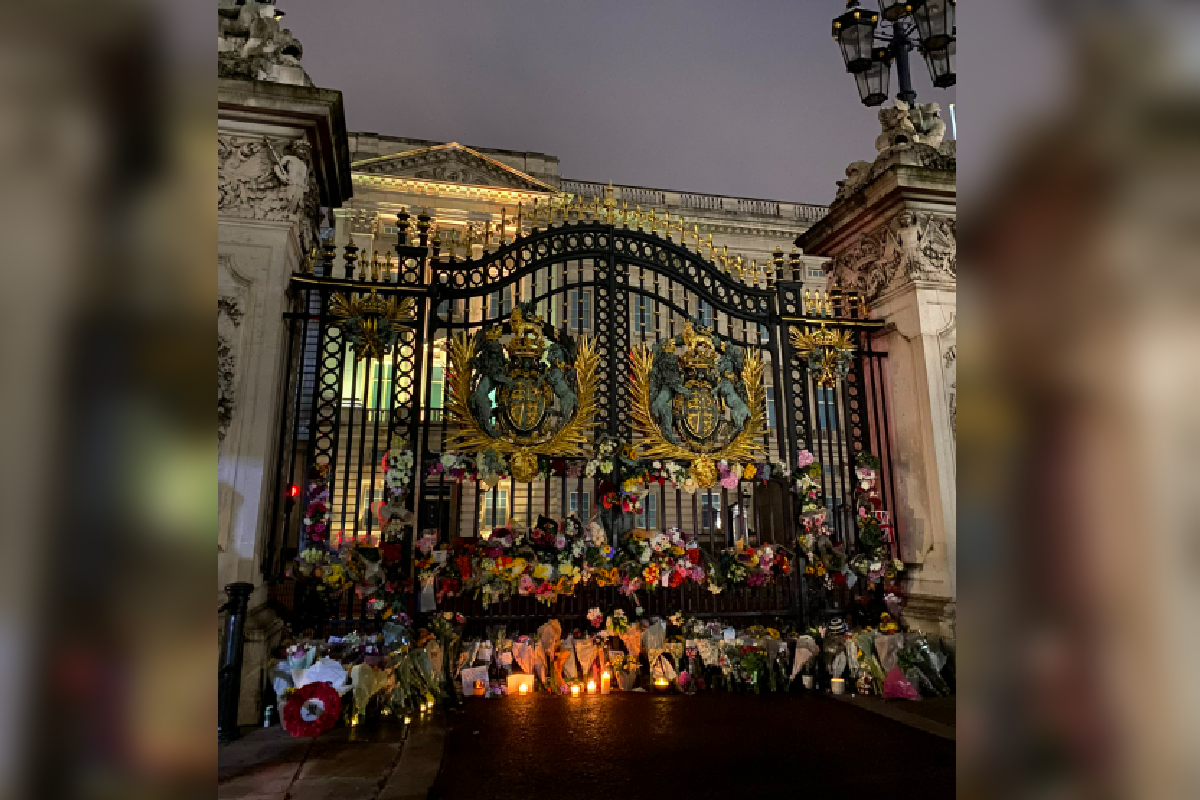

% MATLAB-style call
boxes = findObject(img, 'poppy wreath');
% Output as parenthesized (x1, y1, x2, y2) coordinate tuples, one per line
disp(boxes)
(281, 681, 343, 738)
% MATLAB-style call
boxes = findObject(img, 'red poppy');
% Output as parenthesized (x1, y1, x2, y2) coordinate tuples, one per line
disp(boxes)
(281, 682, 342, 738)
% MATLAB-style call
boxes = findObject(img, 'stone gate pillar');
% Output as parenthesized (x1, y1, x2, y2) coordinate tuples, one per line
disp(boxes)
(217, 5, 353, 723)
(797, 102, 956, 639)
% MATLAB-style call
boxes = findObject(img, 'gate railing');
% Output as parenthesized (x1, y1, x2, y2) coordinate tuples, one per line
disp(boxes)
(263, 205, 895, 634)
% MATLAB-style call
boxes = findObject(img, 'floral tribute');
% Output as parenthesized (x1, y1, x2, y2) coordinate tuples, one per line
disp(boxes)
(707, 540, 792, 593)
(280, 680, 342, 738)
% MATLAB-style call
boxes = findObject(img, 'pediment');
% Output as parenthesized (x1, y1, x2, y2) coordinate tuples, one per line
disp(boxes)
(352, 143, 555, 192)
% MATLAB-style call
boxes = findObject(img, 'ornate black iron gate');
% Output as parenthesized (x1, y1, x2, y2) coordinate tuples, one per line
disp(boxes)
(264, 200, 896, 633)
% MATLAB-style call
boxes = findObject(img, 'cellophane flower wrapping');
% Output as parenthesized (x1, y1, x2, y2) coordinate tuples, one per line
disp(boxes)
(561, 635, 578, 681)
(512, 638, 534, 674)
(883, 665, 920, 699)
(874, 632, 903, 673)
(574, 639, 597, 677)
(790, 635, 819, 680)
(650, 652, 677, 681)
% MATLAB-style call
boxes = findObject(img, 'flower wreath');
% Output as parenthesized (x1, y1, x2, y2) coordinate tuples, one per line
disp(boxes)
(281, 681, 343, 738)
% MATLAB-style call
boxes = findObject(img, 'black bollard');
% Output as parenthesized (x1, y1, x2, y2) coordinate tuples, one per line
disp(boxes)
(218, 582, 255, 742)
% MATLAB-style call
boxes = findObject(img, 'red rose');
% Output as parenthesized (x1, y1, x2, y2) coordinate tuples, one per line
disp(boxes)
(687, 550, 702, 566)
(381, 544, 405, 563)
(832, 571, 847, 586)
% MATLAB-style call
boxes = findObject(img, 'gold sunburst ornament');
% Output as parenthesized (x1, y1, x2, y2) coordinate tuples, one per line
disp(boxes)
(628, 333, 767, 489)
(790, 324, 856, 388)
(329, 290, 417, 361)
(444, 312, 600, 482)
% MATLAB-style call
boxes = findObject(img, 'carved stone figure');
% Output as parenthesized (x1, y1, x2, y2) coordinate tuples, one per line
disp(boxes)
(835, 161, 873, 202)
(826, 210, 955, 301)
(218, 0, 312, 86)
(648, 339, 691, 445)
(470, 330, 511, 437)
(218, 134, 319, 251)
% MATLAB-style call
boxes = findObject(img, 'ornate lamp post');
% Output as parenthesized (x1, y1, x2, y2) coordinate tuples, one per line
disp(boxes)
(832, 0, 956, 107)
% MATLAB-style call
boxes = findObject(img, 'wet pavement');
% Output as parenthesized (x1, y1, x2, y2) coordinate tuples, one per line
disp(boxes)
(430, 692, 955, 800)
(219, 717, 445, 800)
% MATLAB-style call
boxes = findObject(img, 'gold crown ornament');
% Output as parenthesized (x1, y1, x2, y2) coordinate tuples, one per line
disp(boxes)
(504, 306, 546, 359)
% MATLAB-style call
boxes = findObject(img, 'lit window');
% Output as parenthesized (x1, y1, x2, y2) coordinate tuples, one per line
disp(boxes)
(766, 387, 776, 429)
(808, 268, 824, 279)
(483, 490, 508, 527)
(429, 364, 445, 410)
(569, 492, 591, 516)
(698, 300, 713, 329)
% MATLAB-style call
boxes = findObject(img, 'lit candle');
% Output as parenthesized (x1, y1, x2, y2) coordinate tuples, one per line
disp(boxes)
(518, 683, 529, 695)
(403, 715, 412, 725)
(654, 677, 670, 691)
(350, 713, 360, 727)
(600, 671, 612, 695)
(586, 679, 597, 694)
(831, 678, 846, 696)
(570, 684, 581, 696)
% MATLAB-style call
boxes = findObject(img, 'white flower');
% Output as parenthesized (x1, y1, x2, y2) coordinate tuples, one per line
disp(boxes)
(708, 584, 723, 595)
(585, 462, 597, 477)
(441, 453, 458, 467)
(600, 460, 614, 474)
(653, 461, 662, 469)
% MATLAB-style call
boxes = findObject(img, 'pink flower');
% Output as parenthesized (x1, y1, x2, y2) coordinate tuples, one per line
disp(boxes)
(518, 574, 535, 594)
(554, 534, 567, 549)
(797, 450, 815, 468)
(720, 472, 739, 490)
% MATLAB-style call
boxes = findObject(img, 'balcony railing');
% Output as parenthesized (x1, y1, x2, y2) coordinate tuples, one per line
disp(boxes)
(559, 179, 827, 223)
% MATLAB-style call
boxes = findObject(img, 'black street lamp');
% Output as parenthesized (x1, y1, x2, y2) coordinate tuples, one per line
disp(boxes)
(831, 0, 955, 107)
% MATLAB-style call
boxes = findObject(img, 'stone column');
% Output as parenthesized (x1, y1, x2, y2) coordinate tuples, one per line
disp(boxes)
(218, 76, 351, 723)
(797, 101, 957, 640)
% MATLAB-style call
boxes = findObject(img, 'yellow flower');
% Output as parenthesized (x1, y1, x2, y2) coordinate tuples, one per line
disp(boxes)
(815, 562, 826, 577)
(623, 478, 641, 493)
(508, 557, 527, 575)
(766, 627, 781, 639)
(533, 563, 553, 580)
(621, 444, 639, 461)
(743, 464, 757, 480)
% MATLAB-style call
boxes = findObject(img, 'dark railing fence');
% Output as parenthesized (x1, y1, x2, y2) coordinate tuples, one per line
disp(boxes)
(260, 213, 896, 638)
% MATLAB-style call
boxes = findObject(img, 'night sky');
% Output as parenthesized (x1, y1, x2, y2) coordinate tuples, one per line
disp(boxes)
(281, 0, 955, 204)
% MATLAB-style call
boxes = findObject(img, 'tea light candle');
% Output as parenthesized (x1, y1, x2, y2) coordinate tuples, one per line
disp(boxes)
(654, 677, 670, 691)
(518, 683, 529, 695)
(586, 679, 597, 694)
(403, 715, 412, 725)
(570, 684, 581, 696)
(831, 678, 846, 695)
(600, 671, 611, 695)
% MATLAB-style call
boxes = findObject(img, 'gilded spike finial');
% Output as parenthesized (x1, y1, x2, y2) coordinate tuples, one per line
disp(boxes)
(516, 202, 524, 238)
(676, 215, 685, 243)
(499, 208, 508, 246)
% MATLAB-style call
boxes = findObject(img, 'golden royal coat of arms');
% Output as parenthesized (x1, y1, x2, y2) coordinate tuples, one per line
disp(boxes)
(445, 305, 600, 482)
(629, 321, 767, 488)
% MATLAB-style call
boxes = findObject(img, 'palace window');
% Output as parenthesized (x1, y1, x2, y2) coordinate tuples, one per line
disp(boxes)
(488, 287, 512, 320)
(808, 268, 824, 279)
(569, 289, 591, 332)
(698, 300, 714, 329)
(569, 491, 591, 516)
(634, 296, 652, 335)
(429, 364, 445, 410)
(766, 386, 776, 429)
(700, 493, 722, 530)
(342, 354, 395, 413)
(483, 489, 509, 527)
(636, 493, 657, 529)
(816, 387, 837, 430)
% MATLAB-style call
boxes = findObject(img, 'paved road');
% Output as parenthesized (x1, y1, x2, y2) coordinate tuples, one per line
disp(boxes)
(430, 692, 954, 800)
